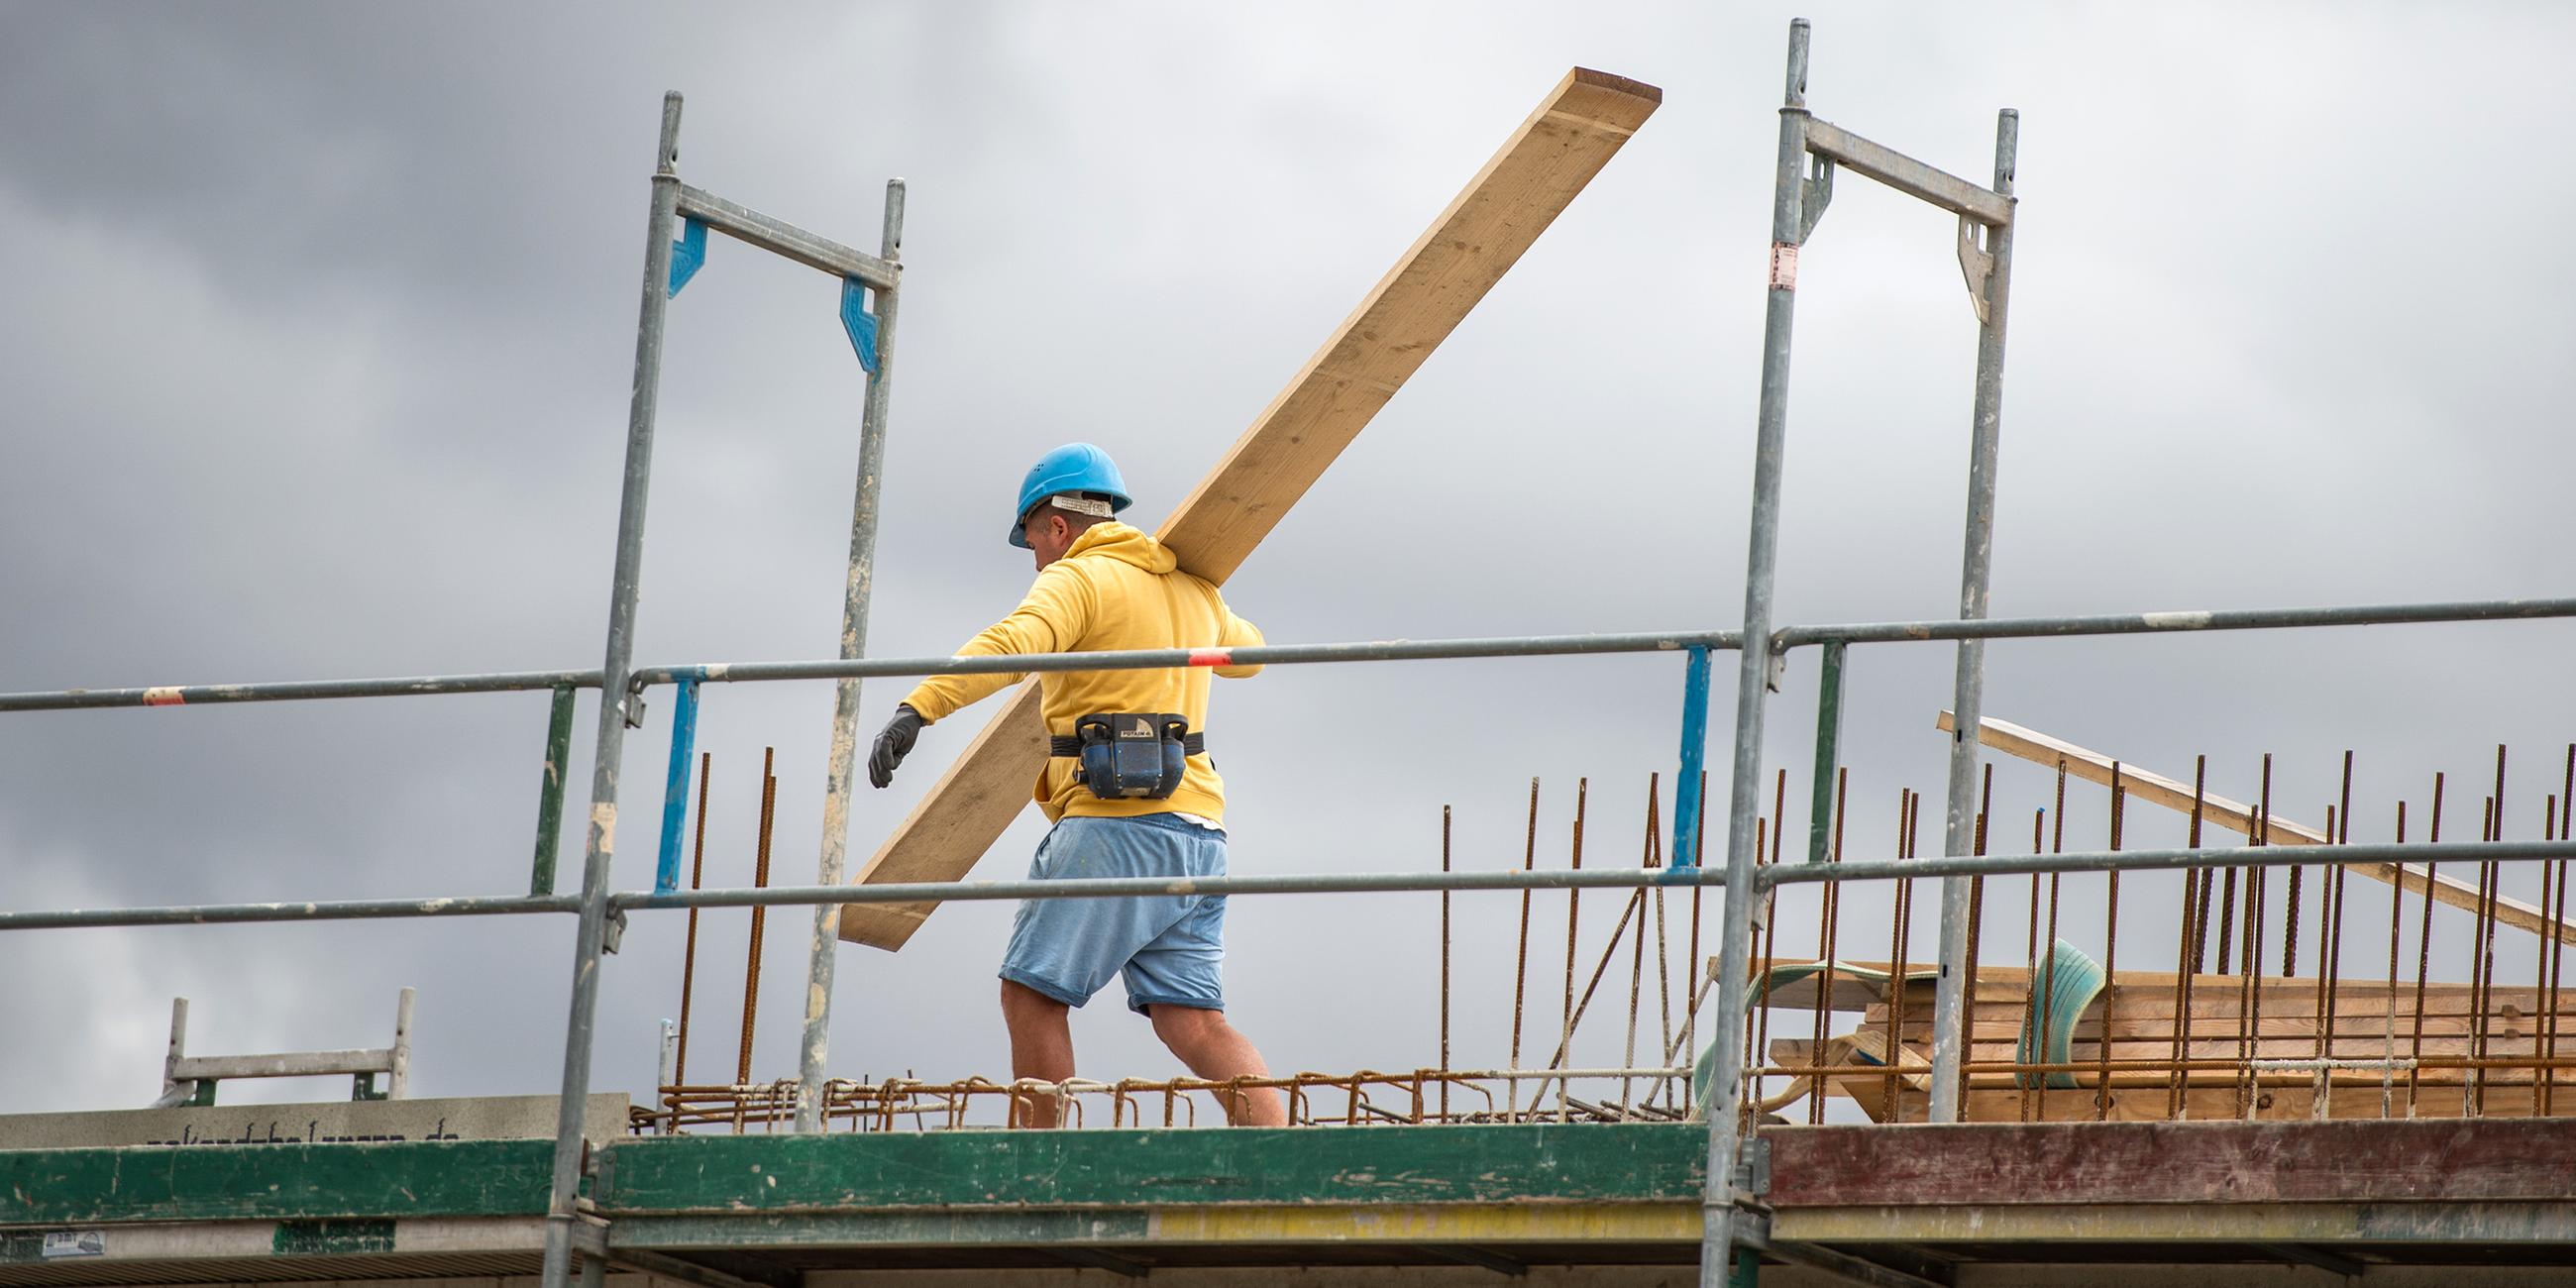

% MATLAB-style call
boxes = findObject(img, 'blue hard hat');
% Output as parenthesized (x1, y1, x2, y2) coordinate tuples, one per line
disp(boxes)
(1009, 443, 1132, 548)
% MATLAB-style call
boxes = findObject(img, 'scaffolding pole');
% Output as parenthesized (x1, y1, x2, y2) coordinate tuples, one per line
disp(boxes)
(539, 89, 684, 1288)
(1706, 19, 2027, 1273)
(1930, 107, 2020, 1127)
(1705, 19, 1814, 1285)
(802, 178, 908, 1133)
(535, 93, 912, 1288)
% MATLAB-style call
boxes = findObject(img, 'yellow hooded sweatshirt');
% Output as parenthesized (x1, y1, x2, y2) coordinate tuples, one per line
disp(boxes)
(900, 522, 1264, 825)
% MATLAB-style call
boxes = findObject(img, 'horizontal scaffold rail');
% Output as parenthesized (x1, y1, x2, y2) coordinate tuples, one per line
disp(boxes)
(14, 838, 2576, 935)
(675, 183, 901, 289)
(0, 868, 1722, 933)
(1800, 117, 2014, 227)
(6, 594, 2570, 715)
(0, 629, 1736, 712)
(1775, 595, 2576, 647)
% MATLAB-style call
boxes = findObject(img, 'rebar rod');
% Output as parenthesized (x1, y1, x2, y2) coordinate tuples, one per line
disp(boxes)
(1809, 769, 1847, 1127)
(2312, 804, 2337, 1068)
(1560, 780, 1590, 1122)
(2097, 770, 2123, 1121)
(2550, 746, 2574, 1116)
(2039, 785, 2066, 1122)
(738, 750, 778, 1086)
(1653, 788, 1675, 1110)
(2327, 751, 2356, 1071)
(2534, 798, 2554, 1117)
(1440, 805, 1452, 1121)
(1511, 778, 1538, 1079)
(2388, 800, 2409, 1119)
(675, 751, 712, 1088)
(1684, 772, 1705, 1116)
(1622, 779, 1659, 1117)
(1886, 790, 1915, 1120)
(2240, 771, 2271, 1121)
(2412, 775, 2447, 1114)
(1526, 866, 1652, 1116)
(1561, 779, 1587, 1080)
(2172, 757, 2208, 1119)
(1756, 771, 1785, 1098)
(2022, 806, 2044, 1124)
(2478, 746, 2510, 1115)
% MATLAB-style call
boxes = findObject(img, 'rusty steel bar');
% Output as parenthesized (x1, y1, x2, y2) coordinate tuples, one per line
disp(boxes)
(1561, 778, 1588, 1089)
(674, 751, 712, 1088)
(1440, 804, 1452, 1121)
(1511, 777, 1539, 1080)
(737, 750, 778, 1086)
(2097, 767, 2124, 1121)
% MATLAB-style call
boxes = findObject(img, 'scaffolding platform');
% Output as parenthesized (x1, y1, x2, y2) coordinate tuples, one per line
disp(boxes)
(8, 1115, 2576, 1285)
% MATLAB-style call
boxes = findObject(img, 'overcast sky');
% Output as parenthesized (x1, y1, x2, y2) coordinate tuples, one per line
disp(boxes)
(4, 3, 2572, 1123)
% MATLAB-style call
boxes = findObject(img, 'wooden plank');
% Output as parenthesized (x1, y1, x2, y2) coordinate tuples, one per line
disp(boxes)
(594, 1124, 1703, 1213)
(839, 69, 1663, 949)
(1762, 1119, 2576, 1207)
(1939, 710, 2576, 945)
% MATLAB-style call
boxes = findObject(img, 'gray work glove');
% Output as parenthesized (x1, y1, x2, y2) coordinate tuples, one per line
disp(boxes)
(868, 704, 926, 789)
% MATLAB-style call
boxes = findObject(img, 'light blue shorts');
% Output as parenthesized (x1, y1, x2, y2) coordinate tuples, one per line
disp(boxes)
(999, 813, 1229, 1016)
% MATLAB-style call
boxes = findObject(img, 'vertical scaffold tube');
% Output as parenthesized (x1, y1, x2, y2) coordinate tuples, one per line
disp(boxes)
(1705, 20, 1810, 1287)
(1927, 108, 2019, 1124)
(799, 177, 908, 1133)
(540, 91, 683, 1288)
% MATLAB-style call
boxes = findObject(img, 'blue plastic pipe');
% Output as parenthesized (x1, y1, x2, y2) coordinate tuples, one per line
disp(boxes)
(653, 677, 702, 894)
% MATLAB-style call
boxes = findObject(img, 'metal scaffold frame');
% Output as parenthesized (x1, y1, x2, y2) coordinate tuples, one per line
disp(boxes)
(6, 24, 2576, 1287)
(527, 91, 910, 1288)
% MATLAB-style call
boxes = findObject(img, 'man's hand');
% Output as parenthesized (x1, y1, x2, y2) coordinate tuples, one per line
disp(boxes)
(868, 705, 927, 789)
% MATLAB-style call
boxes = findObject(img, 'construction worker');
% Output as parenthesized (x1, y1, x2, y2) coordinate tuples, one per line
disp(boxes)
(867, 443, 1285, 1127)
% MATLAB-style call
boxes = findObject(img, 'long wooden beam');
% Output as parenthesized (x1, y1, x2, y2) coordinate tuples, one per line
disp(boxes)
(1940, 711, 2576, 945)
(839, 69, 1663, 949)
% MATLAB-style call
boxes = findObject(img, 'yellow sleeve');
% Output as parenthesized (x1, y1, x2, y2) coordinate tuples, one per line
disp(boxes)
(1213, 604, 1264, 679)
(901, 563, 1097, 722)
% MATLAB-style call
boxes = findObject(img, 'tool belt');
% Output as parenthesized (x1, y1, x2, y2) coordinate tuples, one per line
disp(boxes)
(1049, 712, 1204, 801)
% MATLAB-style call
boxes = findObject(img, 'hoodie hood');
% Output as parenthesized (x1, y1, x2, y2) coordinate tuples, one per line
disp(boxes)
(1063, 521, 1176, 575)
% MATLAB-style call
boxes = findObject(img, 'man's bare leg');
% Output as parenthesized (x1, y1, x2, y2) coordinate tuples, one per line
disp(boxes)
(1148, 1005, 1286, 1126)
(1001, 980, 1075, 1127)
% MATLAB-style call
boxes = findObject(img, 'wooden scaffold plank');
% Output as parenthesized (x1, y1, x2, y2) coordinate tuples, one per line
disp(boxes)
(841, 68, 1663, 949)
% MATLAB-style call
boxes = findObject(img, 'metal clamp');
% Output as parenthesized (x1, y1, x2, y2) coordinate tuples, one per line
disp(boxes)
(1798, 156, 1835, 244)
(1734, 1134, 1772, 1196)
(1957, 214, 1994, 325)
(667, 218, 706, 297)
(841, 278, 881, 375)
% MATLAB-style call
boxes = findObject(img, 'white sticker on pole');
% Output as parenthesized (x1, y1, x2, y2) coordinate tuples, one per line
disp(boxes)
(1769, 242, 1799, 290)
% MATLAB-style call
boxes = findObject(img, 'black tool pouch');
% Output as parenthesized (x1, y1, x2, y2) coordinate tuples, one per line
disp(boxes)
(1052, 713, 1202, 801)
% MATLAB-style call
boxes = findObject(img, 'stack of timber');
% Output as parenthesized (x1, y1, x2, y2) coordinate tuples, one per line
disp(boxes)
(1750, 955, 2575, 1124)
